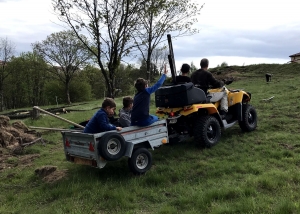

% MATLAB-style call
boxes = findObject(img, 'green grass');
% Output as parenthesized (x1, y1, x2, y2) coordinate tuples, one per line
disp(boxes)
(1, 63, 300, 213)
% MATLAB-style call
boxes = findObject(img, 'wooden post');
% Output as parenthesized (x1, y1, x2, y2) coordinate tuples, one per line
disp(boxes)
(32, 108, 40, 119)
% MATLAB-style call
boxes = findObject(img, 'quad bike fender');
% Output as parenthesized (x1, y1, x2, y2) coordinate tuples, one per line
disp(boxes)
(156, 103, 218, 117)
(228, 91, 251, 107)
(180, 103, 218, 116)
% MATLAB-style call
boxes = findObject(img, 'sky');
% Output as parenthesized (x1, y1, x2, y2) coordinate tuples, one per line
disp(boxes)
(0, 0, 299, 69)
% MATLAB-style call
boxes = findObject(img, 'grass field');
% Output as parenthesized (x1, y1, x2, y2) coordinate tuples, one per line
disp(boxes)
(1, 63, 300, 214)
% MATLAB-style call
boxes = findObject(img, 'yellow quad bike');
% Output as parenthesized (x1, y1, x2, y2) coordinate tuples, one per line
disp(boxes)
(155, 83, 257, 147)
(155, 35, 258, 147)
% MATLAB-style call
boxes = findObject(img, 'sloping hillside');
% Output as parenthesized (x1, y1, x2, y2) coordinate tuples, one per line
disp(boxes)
(209, 63, 300, 81)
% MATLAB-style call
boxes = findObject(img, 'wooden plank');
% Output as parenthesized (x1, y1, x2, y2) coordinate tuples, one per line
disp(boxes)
(73, 157, 92, 166)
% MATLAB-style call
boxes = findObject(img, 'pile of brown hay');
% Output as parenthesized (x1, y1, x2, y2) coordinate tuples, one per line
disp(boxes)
(0, 115, 39, 153)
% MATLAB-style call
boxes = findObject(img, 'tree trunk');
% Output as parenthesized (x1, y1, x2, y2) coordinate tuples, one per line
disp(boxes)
(0, 80, 4, 112)
(32, 108, 40, 119)
(0, 88, 3, 112)
(146, 58, 151, 83)
(146, 11, 153, 82)
(0, 67, 4, 112)
(65, 81, 71, 104)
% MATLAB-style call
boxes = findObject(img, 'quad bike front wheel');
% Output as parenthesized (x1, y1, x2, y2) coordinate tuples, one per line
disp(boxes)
(239, 104, 257, 132)
(193, 116, 221, 148)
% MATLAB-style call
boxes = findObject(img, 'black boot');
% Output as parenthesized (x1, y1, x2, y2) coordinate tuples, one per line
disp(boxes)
(220, 110, 227, 119)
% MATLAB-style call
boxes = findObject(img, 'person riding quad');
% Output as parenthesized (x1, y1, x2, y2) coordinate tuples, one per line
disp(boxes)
(176, 63, 191, 84)
(191, 58, 232, 119)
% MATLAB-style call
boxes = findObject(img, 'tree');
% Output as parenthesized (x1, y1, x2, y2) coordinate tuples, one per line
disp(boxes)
(0, 37, 15, 111)
(52, 0, 147, 98)
(151, 47, 168, 76)
(138, 59, 159, 82)
(190, 61, 198, 72)
(221, 62, 228, 67)
(33, 30, 91, 104)
(133, 0, 203, 81)
(4, 52, 49, 108)
(83, 65, 106, 99)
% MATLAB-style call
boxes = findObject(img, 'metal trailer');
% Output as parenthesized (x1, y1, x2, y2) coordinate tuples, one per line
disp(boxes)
(61, 119, 168, 175)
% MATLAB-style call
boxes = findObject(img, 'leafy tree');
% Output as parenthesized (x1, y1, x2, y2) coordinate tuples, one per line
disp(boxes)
(114, 64, 132, 96)
(139, 59, 159, 82)
(33, 30, 91, 104)
(133, 0, 203, 80)
(44, 80, 64, 105)
(221, 62, 228, 67)
(20, 52, 49, 106)
(52, 0, 147, 98)
(4, 56, 27, 109)
(82, 65, 106, 99)
(4, 52, 49, 108)
(0, 37, 15, 111)
(190, 61, 198, 72)
(151, 47, 168, 76)
(69, 79, 93, 102)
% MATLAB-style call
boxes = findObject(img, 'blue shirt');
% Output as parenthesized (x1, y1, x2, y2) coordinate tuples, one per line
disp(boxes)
(131, 74, 166, 124)
(83, 108, 116, 134)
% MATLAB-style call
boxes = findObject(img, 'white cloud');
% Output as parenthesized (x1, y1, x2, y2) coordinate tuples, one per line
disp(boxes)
(0, 0, 63, 49)
(197, 0, 300, 30)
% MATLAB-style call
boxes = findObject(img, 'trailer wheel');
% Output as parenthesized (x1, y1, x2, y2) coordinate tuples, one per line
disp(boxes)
(193, 116, 221, 148)
(128, 148, 152, 175)
(98, 132, 126, 161)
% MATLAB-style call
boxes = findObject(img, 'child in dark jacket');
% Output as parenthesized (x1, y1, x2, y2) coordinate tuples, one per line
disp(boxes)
(84, 98, 122, 134)
(131, 66, 168, 126)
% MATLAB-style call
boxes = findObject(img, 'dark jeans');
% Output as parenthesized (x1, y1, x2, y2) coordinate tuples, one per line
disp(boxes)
(131, 115, 159, 126)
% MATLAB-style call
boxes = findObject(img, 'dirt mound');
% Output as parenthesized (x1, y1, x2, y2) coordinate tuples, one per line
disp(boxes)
(12, 121, 29, 132)
(35, 165, 68, 183)
(0, 115, 10, 126)
(0, 115, 40, 153)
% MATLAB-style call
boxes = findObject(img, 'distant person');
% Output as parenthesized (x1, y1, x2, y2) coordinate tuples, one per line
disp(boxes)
(176, 63, 191, 83)
(84, 98, 122, 134)
(191, 58, 228, 118)
(131, 65, 168, 126)
(119, 96, 133, 127)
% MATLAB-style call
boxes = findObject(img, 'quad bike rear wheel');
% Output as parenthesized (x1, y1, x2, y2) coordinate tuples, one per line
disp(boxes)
(193, 116, 221, 148)
(239, 104, 257, 132)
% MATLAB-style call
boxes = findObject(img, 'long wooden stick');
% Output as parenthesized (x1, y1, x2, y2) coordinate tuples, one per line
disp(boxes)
(21, 137, 43, 147)
(33, 106, 85, 129)
(29, 126, 83, 132)
(261, 96, 275, 101)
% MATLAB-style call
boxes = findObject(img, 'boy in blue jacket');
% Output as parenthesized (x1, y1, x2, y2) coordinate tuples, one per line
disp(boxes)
(131, 66, 168, 126)
(84, 98, 122, 134)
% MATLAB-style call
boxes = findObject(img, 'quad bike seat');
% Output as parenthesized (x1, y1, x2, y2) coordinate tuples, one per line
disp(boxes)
(155, 82, 209, 108)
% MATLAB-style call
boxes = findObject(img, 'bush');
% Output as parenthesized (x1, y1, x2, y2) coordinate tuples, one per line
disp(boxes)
(44, 79, 93, 104)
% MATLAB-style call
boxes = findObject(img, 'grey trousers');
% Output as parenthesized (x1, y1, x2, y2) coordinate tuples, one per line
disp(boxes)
(208, 91, 228, 111)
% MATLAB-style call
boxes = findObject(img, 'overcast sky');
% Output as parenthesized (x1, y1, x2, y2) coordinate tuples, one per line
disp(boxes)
(0, 0, 299, 68)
